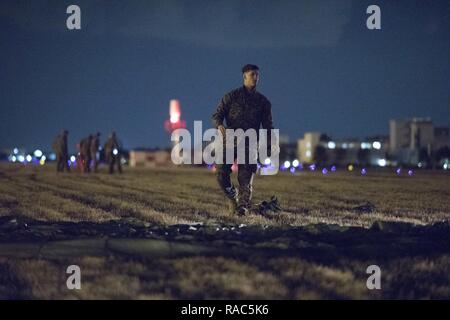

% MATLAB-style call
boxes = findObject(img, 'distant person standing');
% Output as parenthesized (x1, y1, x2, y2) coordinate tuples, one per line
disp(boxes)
(52, 129, 70, 173)
(104, 131, 122, 174)
(79, 134, 93, 173)
(90, 132, 101, 172)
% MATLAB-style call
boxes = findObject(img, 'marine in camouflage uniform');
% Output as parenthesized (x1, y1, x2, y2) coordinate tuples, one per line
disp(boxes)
(104, 131, 122, 174)
(79, 134, 93, 173)
(52, 130, 70, 173)
(211, 64, 273, 215)
(90, 132, 100, 172)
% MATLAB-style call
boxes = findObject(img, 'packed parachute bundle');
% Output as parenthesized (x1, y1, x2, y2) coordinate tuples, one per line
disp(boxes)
(252, 196, 282, 216)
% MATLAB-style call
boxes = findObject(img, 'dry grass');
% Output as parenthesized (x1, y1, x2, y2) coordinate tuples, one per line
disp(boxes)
(0, 163, 449, 299)
(0, 163, 449, 227)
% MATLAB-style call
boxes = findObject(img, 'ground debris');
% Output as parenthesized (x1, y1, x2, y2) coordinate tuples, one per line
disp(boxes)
(352, 201, 376, 213)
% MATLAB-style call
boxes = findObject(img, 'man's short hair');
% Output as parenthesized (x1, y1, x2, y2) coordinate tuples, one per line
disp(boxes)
(241, 64, 259, 74)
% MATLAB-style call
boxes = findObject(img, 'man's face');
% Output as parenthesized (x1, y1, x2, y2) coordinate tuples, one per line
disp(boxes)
(243, 70, 259, 88)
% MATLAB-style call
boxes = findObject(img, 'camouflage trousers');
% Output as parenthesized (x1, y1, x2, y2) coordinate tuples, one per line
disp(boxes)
(56, 154, 70, 172)
(108, 155, 122, 174)
(216, 163, 256, 209)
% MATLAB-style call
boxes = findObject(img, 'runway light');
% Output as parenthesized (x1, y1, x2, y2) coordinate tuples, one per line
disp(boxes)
(418, 162, 423, 168)
(284, 161, 291, 168)
(361, 142, 372, 149)
(408, 170, 413, 176)
(26, 155, 32, 162)
(372, 141, 381, 150)
(13, 148, 19, 154)
(377, 159, 387, 167)
(113, 148, 119, 155)
(39, 159, 45, 166)
(292, 159, 299, 168)
(11, 155, 17, 162)
(290, 167, 296, 174)
(444, 163, 448, 170)
(331, 165, 336, 172)
(348, 164, 354, 172)
(322, 168, 328, 175)
(396, 168, 401, 175)
(264, 158, 271, 165)
(34, 149, 43, 158)
(361, 168, 367, 175)
(327, 141, 336, 149)
(309, 164, 316, 171)
(18, 155, 25, 163)
(41, 155, 46, 161)
(70, 156, 76, 162)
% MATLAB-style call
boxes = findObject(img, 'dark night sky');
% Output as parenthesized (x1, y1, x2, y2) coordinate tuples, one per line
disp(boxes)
(0, 0, 449, 152)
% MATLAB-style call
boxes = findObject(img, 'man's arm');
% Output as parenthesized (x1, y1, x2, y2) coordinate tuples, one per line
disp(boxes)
(262, 100, 274, 156)
(261, 100, 273, 131)
(211, 93, 231, 129)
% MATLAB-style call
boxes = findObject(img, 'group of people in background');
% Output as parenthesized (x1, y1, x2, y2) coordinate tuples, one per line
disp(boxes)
(52, 130, 122, 174)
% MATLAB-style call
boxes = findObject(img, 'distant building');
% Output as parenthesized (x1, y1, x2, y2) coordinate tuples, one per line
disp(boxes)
(297, 132, 321, 163)
(129, 149, 172, 168)
(389, 118, 449, 165)
(297, 132, 388, 166)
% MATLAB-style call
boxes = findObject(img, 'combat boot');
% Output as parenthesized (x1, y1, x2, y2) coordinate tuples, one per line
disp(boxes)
(236, 205, 249, 216)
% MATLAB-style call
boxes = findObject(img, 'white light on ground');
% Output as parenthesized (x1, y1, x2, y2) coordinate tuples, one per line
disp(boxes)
(377, 159, 387, 167)
(372, 141, 381, 150)
(41, 155, 46, 161)
(444, 163, 448, 170)
(264, 158, 271, 165)
(26, 155, 32, 162)
(34, 149, 43, 157)
(113, 148, 118, 155)
(70, 156, 76, 162)
(11, 156, 17, 162)
(284, 161, 291, 168)
(13, 148, 19, 154)
(292, 159, 299, 167)
(361, 142, 372, 149)
(18, 155, 25, 162)
(327, 141, 336, 149)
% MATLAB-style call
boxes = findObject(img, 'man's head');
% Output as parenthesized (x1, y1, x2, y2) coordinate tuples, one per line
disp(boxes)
(242, 64, 259, 89)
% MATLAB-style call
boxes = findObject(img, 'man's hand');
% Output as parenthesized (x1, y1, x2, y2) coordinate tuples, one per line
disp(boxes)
(217, 125, 226, 139)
